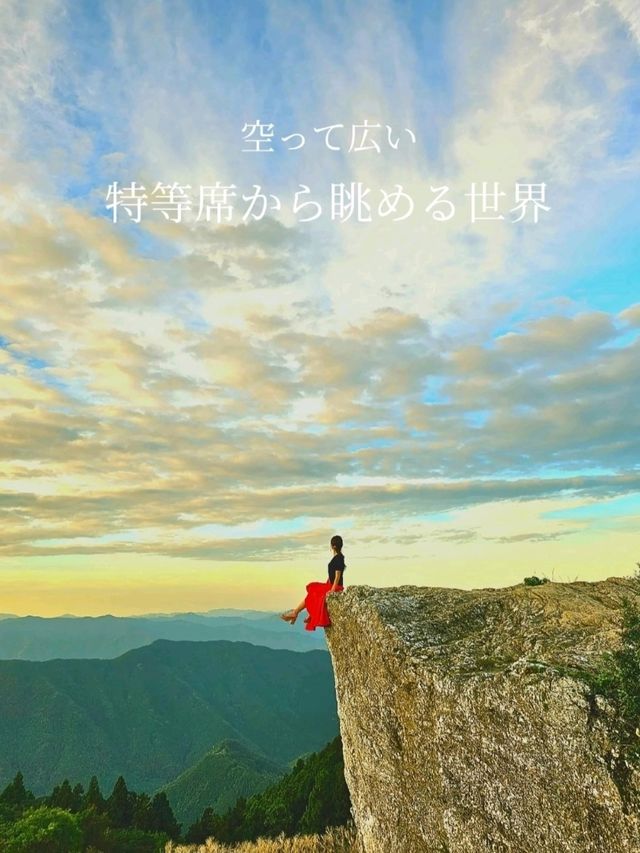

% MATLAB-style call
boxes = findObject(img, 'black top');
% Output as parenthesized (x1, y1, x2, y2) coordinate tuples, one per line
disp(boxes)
(328, 553, 345, 585)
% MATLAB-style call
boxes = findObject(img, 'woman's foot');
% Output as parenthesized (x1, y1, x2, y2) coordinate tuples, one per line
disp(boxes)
(280, 609, 298, 624)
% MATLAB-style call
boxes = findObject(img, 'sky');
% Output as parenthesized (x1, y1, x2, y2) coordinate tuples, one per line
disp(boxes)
(0, 0, 639, 616)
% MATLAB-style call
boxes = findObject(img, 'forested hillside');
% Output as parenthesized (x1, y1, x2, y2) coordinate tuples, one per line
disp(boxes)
(0, 640, 337, 794)
(161, 739, 287, 827)
(185, 736, 351, 844)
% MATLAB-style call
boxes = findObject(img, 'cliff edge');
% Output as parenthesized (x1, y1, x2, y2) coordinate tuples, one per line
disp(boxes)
(325, 576, 640, 853)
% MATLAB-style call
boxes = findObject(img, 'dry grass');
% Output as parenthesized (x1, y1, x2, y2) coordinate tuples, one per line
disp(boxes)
(165, 823, 359, 853)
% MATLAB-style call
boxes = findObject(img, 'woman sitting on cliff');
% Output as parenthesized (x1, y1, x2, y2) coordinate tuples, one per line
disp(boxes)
(280, 535, 345, 631)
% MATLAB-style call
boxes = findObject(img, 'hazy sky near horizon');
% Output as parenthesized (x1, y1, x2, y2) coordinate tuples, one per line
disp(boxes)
(1, 0, 639, 616)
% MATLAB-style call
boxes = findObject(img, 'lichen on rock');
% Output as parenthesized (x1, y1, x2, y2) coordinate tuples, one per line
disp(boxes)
(325, 577, 640, 853)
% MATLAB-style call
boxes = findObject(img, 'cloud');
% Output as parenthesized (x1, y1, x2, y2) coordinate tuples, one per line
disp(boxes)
(0, 192, 638, 559)
(0, 0, 638, 582)
(610, 0, 640, 47)
(620, 303, 640, 327)
(8, 0, 638, 332)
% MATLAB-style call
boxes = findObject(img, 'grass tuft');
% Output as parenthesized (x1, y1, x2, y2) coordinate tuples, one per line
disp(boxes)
(166, 823, 359, 853)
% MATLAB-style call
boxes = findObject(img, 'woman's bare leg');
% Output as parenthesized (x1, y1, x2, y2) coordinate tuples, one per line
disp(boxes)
(280, 597, 307, 623)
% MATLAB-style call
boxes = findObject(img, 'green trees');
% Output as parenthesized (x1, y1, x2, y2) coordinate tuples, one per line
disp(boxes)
(1, 806, 83, 853)
(107, 776, 135, 829)
(0, 772, 180, 853)
(83, 776, 106, 814)
(590, 597, 640, 762)
(48, 780, 84, 812)
(0, 772, 35, 821)
(0, 737, 348, 849)
(105, 779, 181, 837)
(148, 792, 181, 837)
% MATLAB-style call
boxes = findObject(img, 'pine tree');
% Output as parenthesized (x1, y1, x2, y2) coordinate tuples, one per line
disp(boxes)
(107, 775, 134, 828)
(0, 771, 35, 808)
(71, 782, 84, 811)
(49, 779, 77, 811)
(83, 775, 106, 813)
(185, 806, 221, 844)
(132, 791, 153, 831)
(148, 791, 181, 838)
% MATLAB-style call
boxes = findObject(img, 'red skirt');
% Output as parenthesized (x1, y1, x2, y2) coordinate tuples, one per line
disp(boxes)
(303, 580, 344, 631)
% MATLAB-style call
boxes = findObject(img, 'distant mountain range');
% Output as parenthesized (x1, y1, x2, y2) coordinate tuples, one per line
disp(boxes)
(0, 610, 326, 660)
(147, 609, 274, 620)
(160, 738, 287, 827)
(0, 639, 338, 795)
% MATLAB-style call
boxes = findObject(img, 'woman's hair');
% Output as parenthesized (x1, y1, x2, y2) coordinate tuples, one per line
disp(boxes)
(330, 534, 343, 552)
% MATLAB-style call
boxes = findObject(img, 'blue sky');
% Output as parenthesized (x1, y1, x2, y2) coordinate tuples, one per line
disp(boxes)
(0, 0, 639, 614)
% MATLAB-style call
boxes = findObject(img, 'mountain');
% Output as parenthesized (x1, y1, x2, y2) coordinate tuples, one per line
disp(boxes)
(161, 738, 287, 827)
(185, 735, 351, 844)
(0, 612, 325, 660)
(145, 609, 274, 621)
(0, 639, 338, 796)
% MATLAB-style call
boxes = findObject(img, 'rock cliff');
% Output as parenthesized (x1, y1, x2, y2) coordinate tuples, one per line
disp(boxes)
(325, 577, 640, 853)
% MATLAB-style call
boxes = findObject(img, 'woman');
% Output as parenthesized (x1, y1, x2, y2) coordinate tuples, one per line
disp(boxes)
(280, 535, 345, 631)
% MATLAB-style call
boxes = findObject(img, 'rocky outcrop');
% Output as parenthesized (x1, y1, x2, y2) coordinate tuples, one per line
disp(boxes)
(324, 577, 640, 853)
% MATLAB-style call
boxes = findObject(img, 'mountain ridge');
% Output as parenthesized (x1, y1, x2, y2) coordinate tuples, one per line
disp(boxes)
(161, 737, 287, 827)
(0, 612, 326, 660)
(0, 639, 337, 795)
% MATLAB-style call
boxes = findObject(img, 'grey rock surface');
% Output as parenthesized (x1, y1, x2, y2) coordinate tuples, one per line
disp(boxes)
(325, 577, 640, 853)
